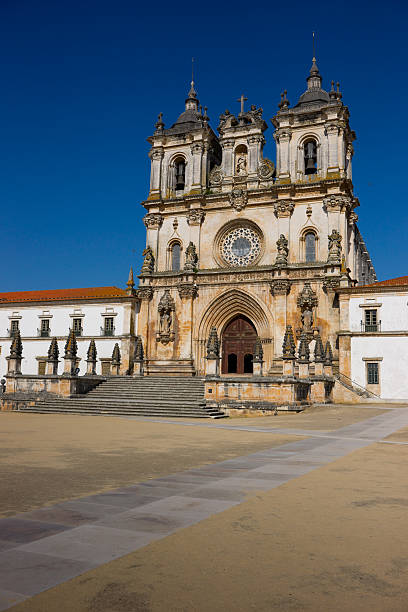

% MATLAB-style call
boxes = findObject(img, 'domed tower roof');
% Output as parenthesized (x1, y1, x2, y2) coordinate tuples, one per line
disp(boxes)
(165, 79, 207, 135)
(295, 57, 330, 108)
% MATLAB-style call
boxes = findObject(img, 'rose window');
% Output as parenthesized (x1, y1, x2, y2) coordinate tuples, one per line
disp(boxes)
(221, 226, 261, 266)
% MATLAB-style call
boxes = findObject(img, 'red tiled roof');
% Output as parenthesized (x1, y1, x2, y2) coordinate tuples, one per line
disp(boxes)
(364, 276, 408, 288)
(0, 286, 128, 304)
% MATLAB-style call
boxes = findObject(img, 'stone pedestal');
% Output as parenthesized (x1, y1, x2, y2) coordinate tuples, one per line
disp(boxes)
(282, 359, 295, 376)
(46, 359, 59, 375)
(310, 380, 326, 403)
(133, 360, 144, 377)
(324, 363, 333, 377)
(253, 360, 263, 376)
(86, 359, 97, 376)
(298, 361, 310, 379)
(111, 362, 120, 376)
(314, 361, 324, 376)
(6, 356, 22, 375)
(63, 356, 76, 376)
(205, 357, 219, 377)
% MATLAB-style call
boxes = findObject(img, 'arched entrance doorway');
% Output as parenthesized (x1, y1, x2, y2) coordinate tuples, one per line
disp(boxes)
(221, 316, 257, 375)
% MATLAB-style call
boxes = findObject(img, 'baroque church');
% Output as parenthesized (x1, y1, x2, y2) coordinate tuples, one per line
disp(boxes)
(137, 56, 376, 380)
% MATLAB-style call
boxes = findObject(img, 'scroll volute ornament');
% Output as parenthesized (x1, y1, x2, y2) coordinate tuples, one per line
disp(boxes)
(157, 290, 176, 345)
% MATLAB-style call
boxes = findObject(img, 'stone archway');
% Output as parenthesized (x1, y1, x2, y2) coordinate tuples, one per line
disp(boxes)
(221, 316, 257, 375)
(196, 289, 273, 376)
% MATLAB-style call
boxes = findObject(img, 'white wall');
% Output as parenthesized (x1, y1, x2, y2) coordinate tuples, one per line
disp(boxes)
(349, 292, 408, 399)
(349, 293, 408, 332)
(0, 301, 135, 377)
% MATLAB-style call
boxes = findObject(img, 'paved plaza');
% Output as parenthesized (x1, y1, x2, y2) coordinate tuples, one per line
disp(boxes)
(1, 405, 408, 611)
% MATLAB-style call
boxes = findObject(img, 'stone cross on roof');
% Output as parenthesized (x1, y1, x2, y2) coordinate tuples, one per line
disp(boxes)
(237, 94, 248, 115)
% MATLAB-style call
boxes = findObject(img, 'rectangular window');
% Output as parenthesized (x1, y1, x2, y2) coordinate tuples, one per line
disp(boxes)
(40, 319, 50, 337)
(38, 360, 46, 375)
(10, 320, 19, 335)
(73, 318, 82, 336)
(367, 362, 379, 385)
(364, 309, 378, 332)
(104, 317, 114, 335)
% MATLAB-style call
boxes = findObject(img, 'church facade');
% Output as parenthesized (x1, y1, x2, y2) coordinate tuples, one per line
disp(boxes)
(136, 58, 376, 381)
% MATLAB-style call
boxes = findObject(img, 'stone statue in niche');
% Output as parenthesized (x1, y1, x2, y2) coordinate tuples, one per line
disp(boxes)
(327, 230, 342, 264)
(184, 241, 198, 272)
(275, 234, 289, 266)
(236, 154, 247, 175)
(157, 290, 175, 345)
(296, 282, 318, 340)
(140, 246, 155, 275)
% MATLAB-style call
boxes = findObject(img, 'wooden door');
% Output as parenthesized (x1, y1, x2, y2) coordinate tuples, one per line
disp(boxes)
(221, 316, 257, 375)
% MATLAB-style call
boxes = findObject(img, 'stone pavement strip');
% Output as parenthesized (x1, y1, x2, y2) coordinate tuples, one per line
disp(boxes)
(1, 408, 408, 611)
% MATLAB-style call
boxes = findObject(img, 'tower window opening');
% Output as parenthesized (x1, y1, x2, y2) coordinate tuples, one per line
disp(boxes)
(305, 232, 316, 262)
(175, 159, 186, 190)
(171, 243, 181, 271)
(304, 140, 317, 175)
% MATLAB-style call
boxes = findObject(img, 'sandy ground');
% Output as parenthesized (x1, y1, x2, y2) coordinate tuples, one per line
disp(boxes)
(9, 440, 408, 612)
(0, 413, 299, 517)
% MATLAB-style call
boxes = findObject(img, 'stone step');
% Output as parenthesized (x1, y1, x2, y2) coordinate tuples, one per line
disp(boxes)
(26, 376, 226, 419)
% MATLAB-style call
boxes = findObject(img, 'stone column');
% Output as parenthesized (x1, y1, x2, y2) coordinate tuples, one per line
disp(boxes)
(136, 285, 153, 367)
(277, 130, 291, 180)
(247, 135, 263, 175)
(148, 148, 163, 200)
(220, 139, 234, 183)
(177, 281, 198, 360)
(326, 123, 339, 175)
(270, 277, 291, 362)
(190, 143, 203, 193)
(253, 337, 264, 377)
(187, 209, 205, 261)
(201, 142, 209, 188)
(143, 214, 163, 267)
(273, 200, 294, 248)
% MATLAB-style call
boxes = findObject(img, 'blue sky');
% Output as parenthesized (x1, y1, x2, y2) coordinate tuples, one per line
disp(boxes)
(1, 0, 407, 291)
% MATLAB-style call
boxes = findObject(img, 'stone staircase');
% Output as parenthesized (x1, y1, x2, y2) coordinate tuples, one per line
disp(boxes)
(17, 377, 227, 419)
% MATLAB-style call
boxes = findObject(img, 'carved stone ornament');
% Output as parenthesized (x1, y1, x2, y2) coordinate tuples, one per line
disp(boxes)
(140, 246, 155, 275)
(257, 159, 275, 180)
(322, 276, 341, 292)
(111, 343, 121, 366)
(282, 325, 296, 359)
(48, 337, 59, 361)
(349, 211, 359, 225)
(324, 340, 333, 365)
(136, 286, 153, 301)
(178, 283, 198, 299)
(275, 234, 289, 266)
(10, 330, 23, 358)
(273, 200, 294, 218)
(149, 148, 164, 161)
(134, 336, 144, 361)
(184, 241, 198, 272)
(206, 327, 220, 359)
(253, 337, 263, 362)
(86, 339, 97, 362)
(156, 290, 175, 345)
(229, 188, 248, 212)
(297, 282, 318, 338)
(323, 195, 350, 212)
(314, 333, 325, 363)
(187, 209, 206, 226)
(209, 165, 223, 186)
(270, 279, 291, 296)
(298, 331, 310, 362)
(143, 213, 163, 229)
(327, 229, 342, 264)
(64, 329, 78, 359)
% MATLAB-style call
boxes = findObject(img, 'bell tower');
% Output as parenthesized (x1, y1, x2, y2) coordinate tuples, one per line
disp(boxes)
(273, 57, 355, 183)
(147, 80, 220, 201)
